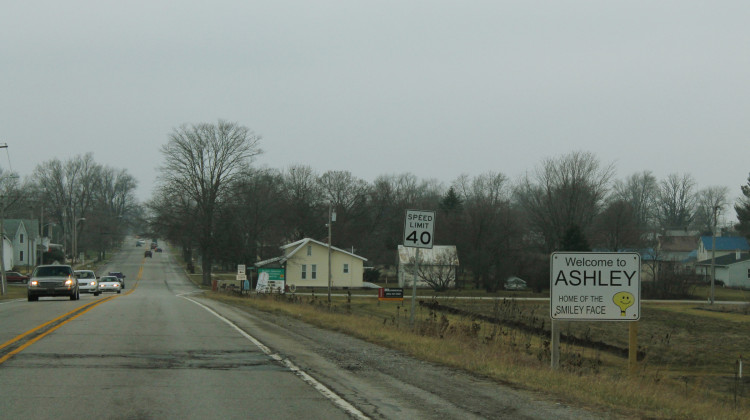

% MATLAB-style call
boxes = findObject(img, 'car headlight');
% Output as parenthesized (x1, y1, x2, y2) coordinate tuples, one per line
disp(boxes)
(30, 280, 38, 286)
(90, 281, 97, 286)
(65, 278, 74, 286)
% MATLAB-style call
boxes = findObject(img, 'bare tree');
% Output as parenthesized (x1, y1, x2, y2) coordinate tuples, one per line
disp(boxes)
(453, 172, 518, 290)
(280, 165, 323, 241)
(611, 171, 658, 229)
(411, 248, 459, 291)
(654, 173, 697, 231)
(318, 170, 371, 251)
(159, 120, 262, 286)
(591, 200, 642, 251)
(693, 186, 730, 235)
(32, 154, 102, 260)
(514, 151, 614, 252)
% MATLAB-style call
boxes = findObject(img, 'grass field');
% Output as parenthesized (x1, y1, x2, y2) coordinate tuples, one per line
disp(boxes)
(204, 288, 750, 420)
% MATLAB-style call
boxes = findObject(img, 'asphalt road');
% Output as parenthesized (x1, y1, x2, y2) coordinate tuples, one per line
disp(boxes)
(1, 243, 615, 420)
(0, 244, 354, 420)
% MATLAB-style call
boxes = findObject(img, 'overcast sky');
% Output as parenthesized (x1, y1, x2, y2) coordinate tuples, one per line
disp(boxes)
(3, 1, 749, 216)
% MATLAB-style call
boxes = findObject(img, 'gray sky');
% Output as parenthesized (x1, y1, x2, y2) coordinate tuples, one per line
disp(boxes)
(3, 1, 749, 211)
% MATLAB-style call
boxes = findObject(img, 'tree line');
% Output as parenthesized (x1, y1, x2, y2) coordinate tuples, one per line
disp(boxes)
(148, 120, 750, 293)
(1, 153, 140, 264)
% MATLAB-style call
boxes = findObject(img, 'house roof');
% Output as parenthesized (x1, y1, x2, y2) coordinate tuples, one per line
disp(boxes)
(1, 220, 22, 237)
(2, 219, 40, 240)
(255, 256, 284, 267)
(659, 235, 699, 252)
(281, 238, 367, 262)
(397, 245, 459, 265)
(700, 236, 750, 252)
(695, 253, 750, 267)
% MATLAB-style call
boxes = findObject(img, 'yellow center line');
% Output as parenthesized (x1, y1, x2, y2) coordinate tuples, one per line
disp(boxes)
(0, 295, 118, 364)
(0, 260, 146, 365)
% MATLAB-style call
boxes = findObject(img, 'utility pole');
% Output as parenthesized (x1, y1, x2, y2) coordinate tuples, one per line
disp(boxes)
(1, 201, 6, 296)
(327, 202, 336, 306)
(710, 205, 719, 305)
(0, 143, 9, 296)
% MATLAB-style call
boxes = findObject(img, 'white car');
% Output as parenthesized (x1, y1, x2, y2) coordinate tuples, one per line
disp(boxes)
(98, 276, 122, 294)
(75, 270, 100, 296)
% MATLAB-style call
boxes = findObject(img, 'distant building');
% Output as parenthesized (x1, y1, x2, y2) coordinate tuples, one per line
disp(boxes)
(256, 238, 367, 289)
(696, 236, 750, 262)
(2, 219, 41, 269)
(397, 245, 459, 288)
(695, 251, 750, 289)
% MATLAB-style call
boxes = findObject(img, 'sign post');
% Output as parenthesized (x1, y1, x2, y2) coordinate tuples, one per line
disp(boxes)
(236, 264, 247, 291)
(403, 210, 435, 326)
(550, 252, 641, 371)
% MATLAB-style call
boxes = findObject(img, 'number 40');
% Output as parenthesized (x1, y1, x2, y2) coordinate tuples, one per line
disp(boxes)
(406, 230, 431, 245)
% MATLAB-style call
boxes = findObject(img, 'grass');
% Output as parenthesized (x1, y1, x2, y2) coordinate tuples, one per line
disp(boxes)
(202, 289, 750, 420)
(0, 285, 26, 300)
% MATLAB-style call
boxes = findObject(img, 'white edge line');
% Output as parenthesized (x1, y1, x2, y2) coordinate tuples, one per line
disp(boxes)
(179, 294, 370, 420)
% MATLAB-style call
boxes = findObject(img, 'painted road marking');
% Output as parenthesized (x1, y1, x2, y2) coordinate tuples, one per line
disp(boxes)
(181, 294, 370, 420)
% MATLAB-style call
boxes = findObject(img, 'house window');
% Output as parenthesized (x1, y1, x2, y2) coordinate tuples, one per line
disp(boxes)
(747, 269, 750, 279)
(343, 264, 349, 274)
(301, 265, 307, 280)
(307, 246, 312, 256)
(311, 264, 317, 280)
(20, 234, 24, 244)
(20, 251, 24, 262)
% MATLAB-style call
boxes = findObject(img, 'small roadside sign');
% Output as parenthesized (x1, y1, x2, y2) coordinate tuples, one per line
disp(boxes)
(403, 210, 435, 249)
(550, 252, 641, 321)
(237, 264, 246, 275)
(378, 288, 404, 301)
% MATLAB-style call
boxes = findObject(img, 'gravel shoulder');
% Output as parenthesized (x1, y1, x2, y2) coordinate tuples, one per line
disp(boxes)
(195, 296, 623, 420)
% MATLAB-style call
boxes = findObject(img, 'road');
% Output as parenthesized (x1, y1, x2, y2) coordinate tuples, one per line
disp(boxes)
(0, 243, 611, 420)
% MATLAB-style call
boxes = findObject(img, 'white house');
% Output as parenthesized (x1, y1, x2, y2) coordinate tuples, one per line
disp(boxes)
(696, 236, 750, 262)
(256, 238, 367, 289)
(3, 219, 40, 269)
(1, 236, 13, 271)
(397, 245, 459, 288)
(695, 251, 750, 289)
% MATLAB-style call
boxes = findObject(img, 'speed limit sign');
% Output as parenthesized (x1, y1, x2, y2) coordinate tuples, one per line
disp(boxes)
(403, 210, 435, 249)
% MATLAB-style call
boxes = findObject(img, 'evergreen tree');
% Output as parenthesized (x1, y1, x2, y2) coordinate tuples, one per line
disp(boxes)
(439, 186, 463, 213)
(560, 224, 591, 252)
(735, 173, 750, 238)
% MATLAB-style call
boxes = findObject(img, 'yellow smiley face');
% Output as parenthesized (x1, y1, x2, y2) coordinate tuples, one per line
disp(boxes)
(613, 291, 635, 316)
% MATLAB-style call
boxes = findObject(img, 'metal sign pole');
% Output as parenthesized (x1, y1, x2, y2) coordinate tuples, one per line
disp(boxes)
(410, 247, 419, 327)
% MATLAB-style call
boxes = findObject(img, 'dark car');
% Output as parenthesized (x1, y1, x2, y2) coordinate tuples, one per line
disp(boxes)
(5, 271, 30, 284)
(27, 265, 80, 301)
(145, 250, 152, 258)
(108, 272, 126, 289)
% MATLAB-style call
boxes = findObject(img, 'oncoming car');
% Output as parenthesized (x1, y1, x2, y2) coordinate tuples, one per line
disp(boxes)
(75, 270, 100, 296)
(28, 264, 80, 301)
(98, 276, 122, 294)
(108, 272, 126, 288)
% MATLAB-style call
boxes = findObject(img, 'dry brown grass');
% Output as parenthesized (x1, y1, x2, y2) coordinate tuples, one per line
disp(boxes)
(207, 291, 750, 419)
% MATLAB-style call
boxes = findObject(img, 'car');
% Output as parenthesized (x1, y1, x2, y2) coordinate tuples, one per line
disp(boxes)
(27, 264, 80, 301)
(504, 276, 528, 291)
(5, 271, 30, 284)
(108, 272, 126, 289)
(145, 250, 152, 258)
(75, 270, 100, 296)
(97, 276, 122, 294)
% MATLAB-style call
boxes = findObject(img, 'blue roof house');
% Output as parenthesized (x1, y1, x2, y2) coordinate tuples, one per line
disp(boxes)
(696, 236, 750, 263)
